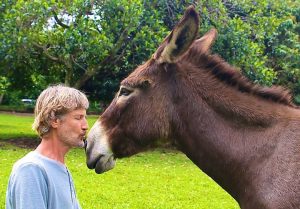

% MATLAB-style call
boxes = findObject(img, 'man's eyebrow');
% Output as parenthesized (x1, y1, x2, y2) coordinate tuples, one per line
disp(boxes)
(73, 114, 87, 117)
(73, 114, 84, 117)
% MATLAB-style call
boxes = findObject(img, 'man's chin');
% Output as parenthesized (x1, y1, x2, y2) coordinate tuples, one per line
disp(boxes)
(71, 139, 85, 148)
(77, 140, 85, 148)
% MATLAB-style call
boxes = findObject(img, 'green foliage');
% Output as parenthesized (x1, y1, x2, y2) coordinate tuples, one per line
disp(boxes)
(0, 0, 168, 103)
(0, 105, 33, 113)
(86, 1, 169, 101)
(201, 0, 300, 96)
(295, 94, 300, 105)
(0, 0, 299, 104)
(0, 76, 10, 95)
(213, 17, 276, 85)
(2, 91, 23, 106)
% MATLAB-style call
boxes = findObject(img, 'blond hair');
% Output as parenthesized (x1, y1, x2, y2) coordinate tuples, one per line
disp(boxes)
(32, 84, 89, 137)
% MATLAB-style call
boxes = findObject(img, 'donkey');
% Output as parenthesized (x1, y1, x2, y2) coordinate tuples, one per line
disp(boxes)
(86, 6, 300, 209)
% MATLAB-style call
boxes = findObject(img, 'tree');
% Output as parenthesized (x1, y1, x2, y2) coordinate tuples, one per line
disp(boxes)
(195, 0, 299, 102)
(0, 0, 167, 100)
(1, 0, 299, 105)
(0, 76, 10, 104)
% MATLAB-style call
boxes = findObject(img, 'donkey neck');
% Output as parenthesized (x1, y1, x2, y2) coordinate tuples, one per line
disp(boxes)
(171, 69, 292, 201)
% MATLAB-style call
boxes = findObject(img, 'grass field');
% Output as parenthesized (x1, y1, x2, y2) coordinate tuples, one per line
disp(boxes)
(0, 112, 240, 209)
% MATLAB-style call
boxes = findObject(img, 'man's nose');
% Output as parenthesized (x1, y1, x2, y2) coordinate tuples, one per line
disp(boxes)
(82, 118, 89, 130)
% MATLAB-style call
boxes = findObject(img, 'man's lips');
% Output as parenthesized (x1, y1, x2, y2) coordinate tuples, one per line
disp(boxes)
(79, 133, 87, 142)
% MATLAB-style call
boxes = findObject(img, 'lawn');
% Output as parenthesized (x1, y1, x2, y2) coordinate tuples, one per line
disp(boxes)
(0, 112, 240, 209)
(0, 113, 37, 139)
(0, 113, 99, 139)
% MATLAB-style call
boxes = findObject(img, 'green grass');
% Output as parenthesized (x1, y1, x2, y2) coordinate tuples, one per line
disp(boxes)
(0, 113, 37, 139)
(0, 112, 99, 139)
(0, 112, 240, 209)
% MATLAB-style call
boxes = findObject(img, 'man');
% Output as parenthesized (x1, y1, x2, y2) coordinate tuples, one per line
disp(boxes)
(6, 84, 89, 209)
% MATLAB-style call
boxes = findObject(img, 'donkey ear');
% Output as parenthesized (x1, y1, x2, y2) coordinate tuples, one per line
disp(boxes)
(154, 6, 199, 63)
(193, 28, 217, 53)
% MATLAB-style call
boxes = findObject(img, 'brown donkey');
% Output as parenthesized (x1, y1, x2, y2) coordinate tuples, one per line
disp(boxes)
(86, 6, 300, 209)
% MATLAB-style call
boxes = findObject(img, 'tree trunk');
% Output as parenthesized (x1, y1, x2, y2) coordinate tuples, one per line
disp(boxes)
(0, 94, 3, 104)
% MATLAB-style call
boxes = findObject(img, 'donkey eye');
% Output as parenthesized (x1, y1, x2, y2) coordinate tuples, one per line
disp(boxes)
(119, 87, 132, 97)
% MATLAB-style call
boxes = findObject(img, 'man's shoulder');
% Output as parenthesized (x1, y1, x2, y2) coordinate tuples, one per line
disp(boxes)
(13, 151, 67, 175)
(14, 151, 41, 165)
(11, 151, 46, 174)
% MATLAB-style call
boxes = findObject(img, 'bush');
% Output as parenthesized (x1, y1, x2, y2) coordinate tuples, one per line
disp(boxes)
(0, 105, 34, 113)
(294, 95, 300, 105)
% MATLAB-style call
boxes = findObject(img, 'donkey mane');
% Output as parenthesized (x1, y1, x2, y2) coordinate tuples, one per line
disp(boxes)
(186, 47, 295, 107)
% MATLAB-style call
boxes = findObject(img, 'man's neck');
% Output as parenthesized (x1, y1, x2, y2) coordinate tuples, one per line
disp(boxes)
(35, 133, 70, 164)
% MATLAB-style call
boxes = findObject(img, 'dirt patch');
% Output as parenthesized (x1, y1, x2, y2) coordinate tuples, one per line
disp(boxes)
(7, 138, 40, 149)
(0, 110, 34, 116)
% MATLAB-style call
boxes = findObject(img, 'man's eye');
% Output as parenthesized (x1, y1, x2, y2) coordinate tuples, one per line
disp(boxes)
(119, 87, 132, 97)
(75, 116, 83, 120)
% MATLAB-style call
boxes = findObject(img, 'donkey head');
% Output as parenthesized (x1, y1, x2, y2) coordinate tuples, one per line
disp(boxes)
(86, 6, 217, 174)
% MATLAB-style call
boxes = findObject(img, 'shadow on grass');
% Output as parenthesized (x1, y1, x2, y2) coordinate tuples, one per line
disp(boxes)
(0, 138, 40, 149)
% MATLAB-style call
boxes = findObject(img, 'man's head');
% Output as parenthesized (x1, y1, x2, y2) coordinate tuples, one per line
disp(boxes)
(32, 84, 89, 138)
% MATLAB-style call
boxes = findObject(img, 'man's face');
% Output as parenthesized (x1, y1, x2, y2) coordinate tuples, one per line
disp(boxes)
(57, 108, 89, 148)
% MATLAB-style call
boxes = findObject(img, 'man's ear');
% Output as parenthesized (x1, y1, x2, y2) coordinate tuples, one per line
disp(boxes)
(153, 6, 199, 63)
(50, 112, 60, 128)
(50, 118, 59, 128)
